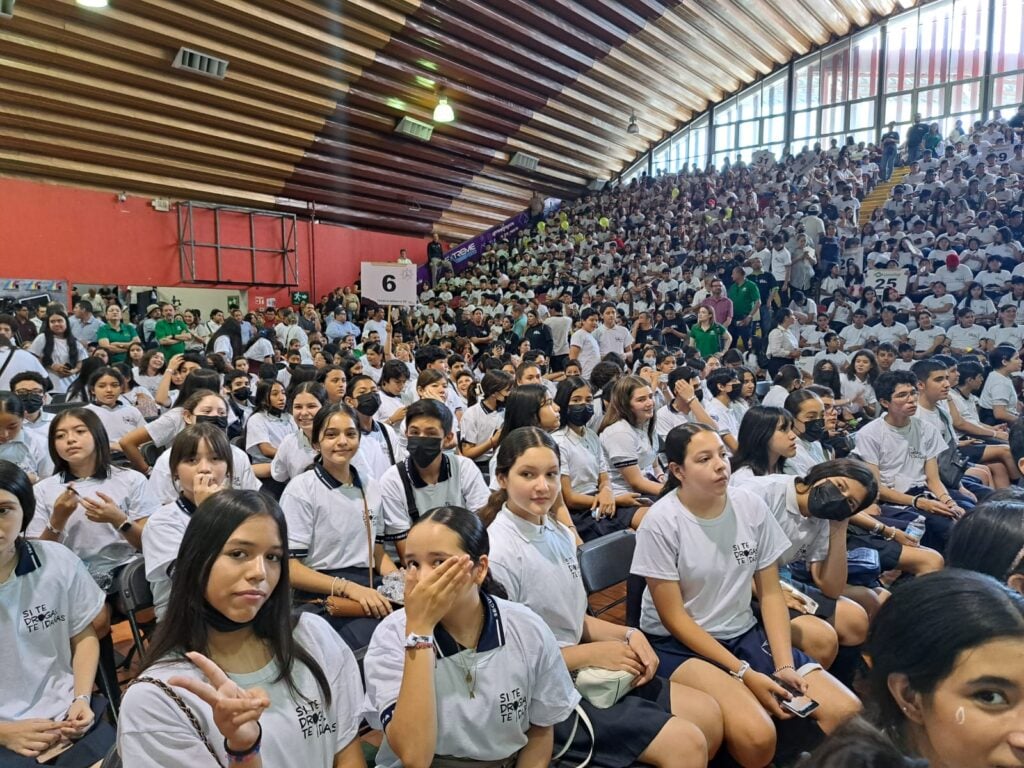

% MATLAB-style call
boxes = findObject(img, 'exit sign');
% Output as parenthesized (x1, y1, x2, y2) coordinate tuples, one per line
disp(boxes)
(291, 292, 310, 305)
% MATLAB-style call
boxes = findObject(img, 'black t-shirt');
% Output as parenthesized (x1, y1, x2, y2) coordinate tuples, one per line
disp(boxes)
(750, 271, 778, 303)
(635, 326, 662, 348)
(907, 123, 929, 147)
(881, 131, 900, 147)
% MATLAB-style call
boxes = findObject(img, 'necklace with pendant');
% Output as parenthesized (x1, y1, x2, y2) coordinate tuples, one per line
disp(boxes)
(453, 642, 478, 699)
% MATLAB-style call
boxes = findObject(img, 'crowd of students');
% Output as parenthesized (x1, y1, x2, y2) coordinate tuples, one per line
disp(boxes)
(2, 110, 1024, 767)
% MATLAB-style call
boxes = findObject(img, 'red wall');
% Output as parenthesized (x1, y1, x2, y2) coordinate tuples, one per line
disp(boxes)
(0, 177, 430, 308)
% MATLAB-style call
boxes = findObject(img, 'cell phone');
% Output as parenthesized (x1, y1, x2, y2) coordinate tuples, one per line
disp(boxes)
(774, 676, 819, 718)
(36, 740, 73, 764)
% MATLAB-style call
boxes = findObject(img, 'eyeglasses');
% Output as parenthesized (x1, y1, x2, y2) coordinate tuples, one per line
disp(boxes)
(890, 390, 919, 401)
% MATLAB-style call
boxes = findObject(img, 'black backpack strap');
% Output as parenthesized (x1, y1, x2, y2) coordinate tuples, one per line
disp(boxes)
(396, 461, 420, 522)
(379, 423, 396, 464)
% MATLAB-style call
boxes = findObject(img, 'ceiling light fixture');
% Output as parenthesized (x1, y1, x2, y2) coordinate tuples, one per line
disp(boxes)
(627, 110, 639, 135)
(433, 90, 454, 123)
(76, 0, 109, 7)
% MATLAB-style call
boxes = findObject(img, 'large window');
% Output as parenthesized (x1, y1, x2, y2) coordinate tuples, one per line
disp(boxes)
(619, 0, 1016, 180)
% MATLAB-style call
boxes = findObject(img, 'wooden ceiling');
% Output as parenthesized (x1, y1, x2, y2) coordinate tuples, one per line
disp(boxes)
(0, 0, 914, 243)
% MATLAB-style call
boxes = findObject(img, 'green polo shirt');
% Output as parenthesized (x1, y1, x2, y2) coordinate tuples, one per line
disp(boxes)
(154, 319, 188, 356)
(728, 279, 761, 319)
(95, 322, 138, 364)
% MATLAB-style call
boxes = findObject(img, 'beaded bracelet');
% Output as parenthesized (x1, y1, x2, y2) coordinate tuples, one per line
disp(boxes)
(225, 723, 262, 763)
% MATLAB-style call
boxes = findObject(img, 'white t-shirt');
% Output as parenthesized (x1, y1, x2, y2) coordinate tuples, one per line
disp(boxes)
(544, 316, 573, 357)
(28, 336, 88, 394)
(873, 322, 909, 345)
(599, 419, 659, 495)
(30, 467, 156, 576)
(551, 426, 609, 496)
(784, 437, 829, 478)
(768, 247, 792, 282)
(119, 614, 363, 768)
(146, 444, 261, 505)
(270, 430, 316, 483)
(979, 370, 1019, 413)
(569, 328, 601, 379)
(141, 496, 195, 620)
(593, 324, 633, 358)
(0, 347, 49, 391)
(281, 465, 384, 572)
(853, 417, 947, 492)
(655, 402, 695, 442)
(146, 408, 185, 449)
(460, 402, 504, 463)
(838, 324, 877, 350)
(630, 486, 790, 639)
(363, 596, 579, 768)
(86, 402, 146, 443)
(379, 456, 490, 540)
(945, 323, 991, 350)
(0, 541, 105, 722)
(991, 325, 1024, 349)
(488, 506, 588, 646)
(245, 412, 297, 458)
(704, 397, 741, 444)
(909, 326, 946, 352)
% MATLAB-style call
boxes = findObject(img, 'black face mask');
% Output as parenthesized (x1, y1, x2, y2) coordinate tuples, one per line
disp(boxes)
(203, 601, 255, 634)
(195, 414, 228, 430)
(809, 480, 851, 521)
(802, 417, 828, 442)
(407, 436, 443, 468)
(356, 392, 381, 417)
(728, 386, 745, 401)
(233, 387, 251, 403)
(18, 394, 43, 414)
(268, 406, 285, 418)
(566, 403, 595, 427)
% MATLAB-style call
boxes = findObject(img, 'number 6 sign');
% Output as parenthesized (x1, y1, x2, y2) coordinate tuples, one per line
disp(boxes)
(361, 262, 418, 307)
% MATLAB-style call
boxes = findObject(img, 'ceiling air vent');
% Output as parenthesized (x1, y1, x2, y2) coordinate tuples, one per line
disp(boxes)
(509, 152, 539, 172)
(395, 116, 434, 142)
(172, 47, 229, 79)
(0, 0, 15, 20)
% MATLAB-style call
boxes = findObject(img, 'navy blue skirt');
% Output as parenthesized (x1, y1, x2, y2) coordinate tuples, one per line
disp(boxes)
(649, 623, 819, 679)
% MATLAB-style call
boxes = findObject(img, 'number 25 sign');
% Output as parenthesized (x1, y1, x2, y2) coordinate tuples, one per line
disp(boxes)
(361, 262, 418, 307)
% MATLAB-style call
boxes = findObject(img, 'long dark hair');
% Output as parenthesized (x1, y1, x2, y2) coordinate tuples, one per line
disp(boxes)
(65, 357, 107, 403)
(143, 490, 332, 706)
(798, 458, 878, 514)
(496, 384, 550, 444)
(731, 406, 794, 476)
(253, 379, 285, 416)
(866, 570, 1024, 740)
(86, 366, 126, 404)
(846, 349, 879, 383)
(479, 427, 561, 526)
(173, 369, 220, 408)
(207, 318, 243, 360)
(946, 489, 1024, 581)
(0, 459, 36, 534)
(554, 376, 591, 422)
(40, 311, 81, 369)
(415, 506, 507, 599)
(168, 423, 234, 486)
(49, 408, 112, 480)
(812, 358, 843, 399)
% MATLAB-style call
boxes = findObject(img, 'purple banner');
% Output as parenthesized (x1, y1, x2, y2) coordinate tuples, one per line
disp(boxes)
(417, 198, 559, 284)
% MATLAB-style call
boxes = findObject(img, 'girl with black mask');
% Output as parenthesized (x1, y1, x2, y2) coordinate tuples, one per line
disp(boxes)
(735, 459, 878, 669)
(552, 376, 647, 539)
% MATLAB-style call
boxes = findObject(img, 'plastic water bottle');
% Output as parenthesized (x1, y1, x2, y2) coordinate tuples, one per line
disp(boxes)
(904, 515, 927, 544)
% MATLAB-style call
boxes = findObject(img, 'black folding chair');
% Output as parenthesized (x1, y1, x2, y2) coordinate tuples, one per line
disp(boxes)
(755, 380, 772, 399)
(577, 530, 636, 619)
(114, 558, 154, 663)
(139, 441, 163, 467)
(42, 401, 80, 414)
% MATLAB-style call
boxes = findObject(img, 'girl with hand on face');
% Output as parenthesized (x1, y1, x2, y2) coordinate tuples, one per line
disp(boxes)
(145, 390, 260, 505)
(863, 570, 1024, 768)
(0, 394, 53, 483)
(599, 375, 665, 500)
(270, 382, 328, 484)
(459, 370, 514, 477)
(118, 491, 367, 768)
(281, 404, 398, 651)
(245, 381, 294, 464)
(842, 350, 880, 419)
(0, 461, 115, 767)
(552, 377, 646, 538)
(362, 505, 579, 768)
(28, 312, 86, 395)
(83, 366, 145, 455)
(142, 423, 233, 621)
(483, 428, 723, 768)
(631, 424, 861, 768)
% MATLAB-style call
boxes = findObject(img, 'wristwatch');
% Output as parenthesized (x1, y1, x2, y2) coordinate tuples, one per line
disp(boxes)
(117, 519, 133, 533)
(730, 661, 751, 680)
(404, 633, 434, 650)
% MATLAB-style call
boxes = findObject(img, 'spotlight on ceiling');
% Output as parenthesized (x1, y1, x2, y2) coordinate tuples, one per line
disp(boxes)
(627, 110, 639, 135)
(433, 90, 455, 123)
(76, 0, 109, 7)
